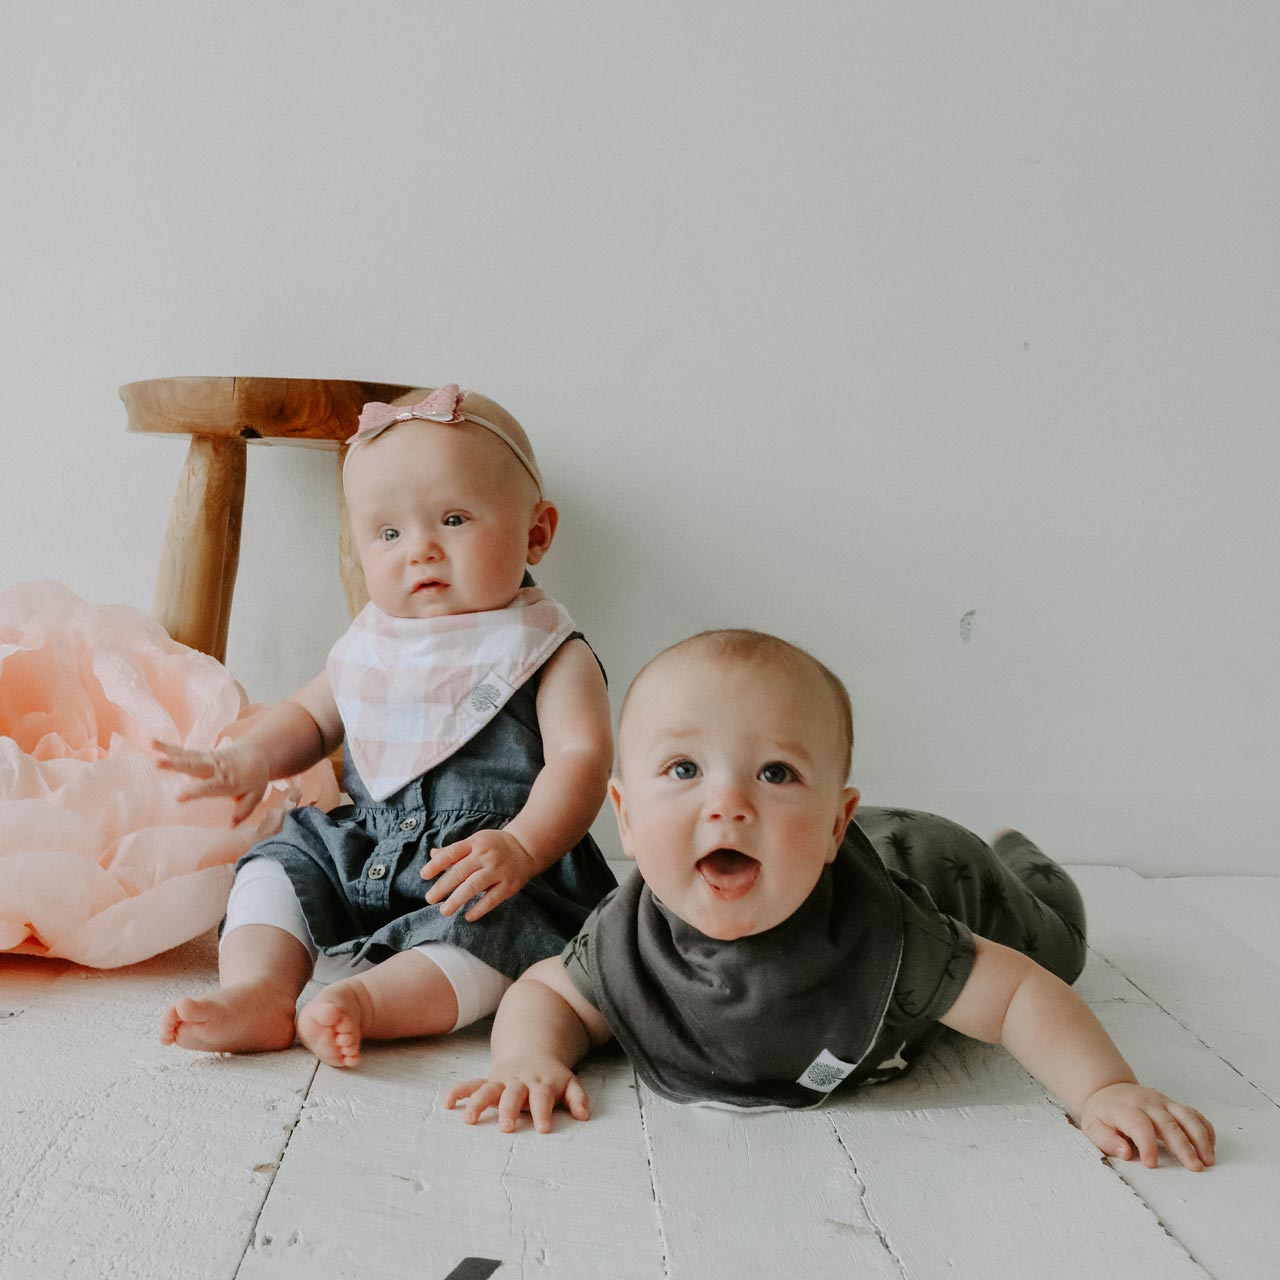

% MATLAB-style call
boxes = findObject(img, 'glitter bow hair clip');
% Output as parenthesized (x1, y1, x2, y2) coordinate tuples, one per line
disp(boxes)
(350, 384, 468, 442)
(346, 383, 543, 496)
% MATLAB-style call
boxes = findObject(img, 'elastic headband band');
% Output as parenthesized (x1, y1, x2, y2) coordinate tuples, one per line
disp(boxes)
(343, 384, 544, 497)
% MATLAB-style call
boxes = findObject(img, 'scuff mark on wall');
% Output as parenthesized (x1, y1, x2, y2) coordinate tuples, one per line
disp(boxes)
(960, 610, 975, 643)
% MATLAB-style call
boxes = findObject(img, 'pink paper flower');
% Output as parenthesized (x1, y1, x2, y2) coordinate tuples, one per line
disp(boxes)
(0, 581, 339, 967)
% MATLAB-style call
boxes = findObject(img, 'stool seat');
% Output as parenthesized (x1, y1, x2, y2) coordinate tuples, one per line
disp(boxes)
(121, 376, 428, 663)
(121, 376, 418, 447)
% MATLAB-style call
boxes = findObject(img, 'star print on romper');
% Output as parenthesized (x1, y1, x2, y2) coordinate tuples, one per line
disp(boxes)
(979, 871, 1010, 918)
(885, 830, 914, 868)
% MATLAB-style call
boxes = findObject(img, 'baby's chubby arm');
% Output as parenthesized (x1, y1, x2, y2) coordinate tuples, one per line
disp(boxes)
(446, 956, 614, 1132)
(424, 639, 613, 921)
(153, 671, 343, 825)
(939, 937, 1215, 1171)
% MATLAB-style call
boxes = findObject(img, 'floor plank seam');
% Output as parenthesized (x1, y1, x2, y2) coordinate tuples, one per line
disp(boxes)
(827, 1115, 908, 1278)
(1104, 1170, 1214, 1280)
(997, 1102, 1213, 1279)
(1090, 961, 1280, 1111)
(1148, 878, 1280, 974)
(1194, 1052, 1279, 1111)
(634, 1083, 673, 1279)
(496, 1140, 532, 1276)
(1151, 1215, 1214, 1278)
(230, 1055, 319, 1279)
(0, 1111, 79, 1247)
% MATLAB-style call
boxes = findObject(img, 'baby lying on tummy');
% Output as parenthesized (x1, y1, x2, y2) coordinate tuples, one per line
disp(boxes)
(447, 629, 1215, 1172)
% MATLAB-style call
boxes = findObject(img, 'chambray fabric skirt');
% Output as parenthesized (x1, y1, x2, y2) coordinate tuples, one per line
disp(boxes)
(235, 677, 616, 978)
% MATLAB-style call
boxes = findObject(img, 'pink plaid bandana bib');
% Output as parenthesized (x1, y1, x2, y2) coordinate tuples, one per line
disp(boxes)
(327, 587, 575, 801)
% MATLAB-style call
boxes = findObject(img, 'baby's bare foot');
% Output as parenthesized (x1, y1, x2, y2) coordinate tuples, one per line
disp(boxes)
(160, 982, 297, 1054)
(296, 980, 371, 1068)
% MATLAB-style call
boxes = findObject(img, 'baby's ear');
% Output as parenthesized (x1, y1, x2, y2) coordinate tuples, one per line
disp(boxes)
(526, 501, 559, 565)
(608, 778, 636, 858)
(829, 786, 860, 855)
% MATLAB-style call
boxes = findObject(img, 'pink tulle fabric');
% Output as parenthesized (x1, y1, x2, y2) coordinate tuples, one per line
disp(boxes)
(0, 581, 339, 968)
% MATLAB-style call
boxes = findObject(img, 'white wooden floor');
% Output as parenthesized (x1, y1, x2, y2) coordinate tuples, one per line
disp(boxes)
(2, 867, 1277, 1280)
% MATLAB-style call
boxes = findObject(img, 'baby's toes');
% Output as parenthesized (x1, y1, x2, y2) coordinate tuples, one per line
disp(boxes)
(298, 1001, 361, 1068)
(329, 1023, 360, 1062)
(310, 1001, 347, 1030)
(159, 1005, 182, 1044)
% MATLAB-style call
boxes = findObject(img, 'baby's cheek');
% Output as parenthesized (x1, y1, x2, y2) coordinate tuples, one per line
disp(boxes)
(784, 818, 842, 871)
(629, 823, 686, 887)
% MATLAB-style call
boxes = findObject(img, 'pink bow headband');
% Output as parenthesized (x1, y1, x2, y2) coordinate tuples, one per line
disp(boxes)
(345, 384, 543, 496)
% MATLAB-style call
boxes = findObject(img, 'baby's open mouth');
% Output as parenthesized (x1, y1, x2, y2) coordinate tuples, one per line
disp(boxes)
(413, 580, 447, 592)
(696, 848, 761, 900)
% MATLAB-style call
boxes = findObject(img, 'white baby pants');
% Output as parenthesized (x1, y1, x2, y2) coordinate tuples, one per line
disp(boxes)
(222, 858, 512, 1030)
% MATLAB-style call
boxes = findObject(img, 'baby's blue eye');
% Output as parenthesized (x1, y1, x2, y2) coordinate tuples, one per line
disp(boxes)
(759, 762, 797, 784)
(442, 514, 467, 528)
(666, 760, 699, 780)
(380, 528, 400, 543)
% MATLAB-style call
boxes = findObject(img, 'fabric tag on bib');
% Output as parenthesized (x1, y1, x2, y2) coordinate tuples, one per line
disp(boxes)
(796, 1048, 858, 1094)
(462, 671, 516, 722)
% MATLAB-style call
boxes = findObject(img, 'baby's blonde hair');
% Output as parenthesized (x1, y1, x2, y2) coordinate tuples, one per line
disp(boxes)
(620, 629, 854, 774)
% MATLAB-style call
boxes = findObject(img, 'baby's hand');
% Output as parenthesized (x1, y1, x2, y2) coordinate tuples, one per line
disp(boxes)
(1080, 1083, 1216, 1171)
(445, 1057, 591, 1133)
(422, 829, 536, 922)
(151, 739, 270, 826)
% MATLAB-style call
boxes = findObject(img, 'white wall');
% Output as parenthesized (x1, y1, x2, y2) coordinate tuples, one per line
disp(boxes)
(3, 2, 1276, 873)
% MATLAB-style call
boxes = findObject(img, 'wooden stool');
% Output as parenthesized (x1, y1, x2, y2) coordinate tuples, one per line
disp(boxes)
(120, 376, 428, 663)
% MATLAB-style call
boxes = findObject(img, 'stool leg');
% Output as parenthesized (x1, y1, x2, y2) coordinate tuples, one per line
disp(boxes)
(336, 445, 369, 619)
(154, 436, 247, 662)
(213, 443, 246, 663)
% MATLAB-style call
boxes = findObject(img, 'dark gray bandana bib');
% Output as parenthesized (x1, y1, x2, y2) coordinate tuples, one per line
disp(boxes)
(593, 824, 904, 1109)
